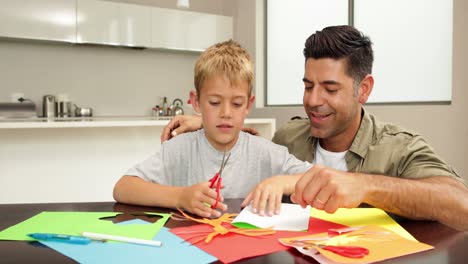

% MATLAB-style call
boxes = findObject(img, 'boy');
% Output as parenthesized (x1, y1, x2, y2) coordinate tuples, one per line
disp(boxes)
(113, 40, 312, 218)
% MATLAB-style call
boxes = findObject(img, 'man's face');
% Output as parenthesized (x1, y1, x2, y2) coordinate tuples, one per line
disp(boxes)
(302, 58, 362, 149)
(192, 75, 254, 151)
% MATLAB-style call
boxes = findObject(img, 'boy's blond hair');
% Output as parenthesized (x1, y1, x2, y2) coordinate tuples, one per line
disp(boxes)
(194, 40, 254, 97)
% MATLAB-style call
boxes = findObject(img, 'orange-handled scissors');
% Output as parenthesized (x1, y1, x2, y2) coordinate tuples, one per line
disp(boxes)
(290, 240, 369, 258)
(208, 151, 231, 209)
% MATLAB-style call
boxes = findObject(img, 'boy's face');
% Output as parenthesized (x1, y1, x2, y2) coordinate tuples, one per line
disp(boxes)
(191, 75, 255, 151)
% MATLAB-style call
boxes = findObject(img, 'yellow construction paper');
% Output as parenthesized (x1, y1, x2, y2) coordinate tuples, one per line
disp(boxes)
(280, 225, 433, 263)
(311, 208, 414, 241)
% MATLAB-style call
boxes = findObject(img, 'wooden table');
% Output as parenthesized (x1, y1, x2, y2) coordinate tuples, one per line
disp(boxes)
(0, 199, 467, 263)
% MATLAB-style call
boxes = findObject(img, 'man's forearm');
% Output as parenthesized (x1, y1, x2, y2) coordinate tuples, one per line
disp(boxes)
(363, 174, 468, 230)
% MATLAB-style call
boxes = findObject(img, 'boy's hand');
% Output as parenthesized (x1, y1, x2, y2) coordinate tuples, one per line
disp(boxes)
(241, 176, 287, 216)
(178, 182, 227, 218)
(160, 115, 203, 142)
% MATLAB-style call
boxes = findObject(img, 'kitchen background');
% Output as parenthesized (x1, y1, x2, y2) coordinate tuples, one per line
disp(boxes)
(0, 0, 467, 182)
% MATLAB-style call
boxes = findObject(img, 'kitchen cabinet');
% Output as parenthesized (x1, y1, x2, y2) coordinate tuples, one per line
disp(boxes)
(151, 7, 233, 51)
(0, 0, 76, 42)
(0, 118, 275, 203)
(76, 0, 151, 47)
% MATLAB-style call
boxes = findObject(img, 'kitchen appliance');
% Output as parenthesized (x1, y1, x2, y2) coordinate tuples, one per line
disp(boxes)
(172, 98, 184, 115)
(56, 94, 72, 118)
(42, 95, 56, 118)
(74, 105, 93, 117)
(0, 102, 37, 118)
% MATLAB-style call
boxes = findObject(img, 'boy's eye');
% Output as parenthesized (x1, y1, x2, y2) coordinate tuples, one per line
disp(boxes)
(209, 101, 220, 106)
(233, 102, 244, 107)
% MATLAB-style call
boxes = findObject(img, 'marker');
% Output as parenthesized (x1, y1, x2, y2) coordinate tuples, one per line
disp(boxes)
(28, 233, 92, 245)
(82, 232, 162, 247)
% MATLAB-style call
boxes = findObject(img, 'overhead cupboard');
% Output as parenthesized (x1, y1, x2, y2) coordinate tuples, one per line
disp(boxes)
(0, 0, 233, 52)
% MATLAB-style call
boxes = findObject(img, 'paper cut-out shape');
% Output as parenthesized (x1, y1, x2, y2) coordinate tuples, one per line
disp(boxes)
(0, 211, 170, 241)
(174, 209, 276, 244)
(99, 212, 163, 224)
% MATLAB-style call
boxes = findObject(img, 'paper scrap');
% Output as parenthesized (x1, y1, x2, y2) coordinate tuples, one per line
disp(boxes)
(232, 203, 311, 231)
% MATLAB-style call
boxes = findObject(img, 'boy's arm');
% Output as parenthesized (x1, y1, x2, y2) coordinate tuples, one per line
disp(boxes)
(113, 175, 185, 208)
(113, 175, 227, 217)
(241, 174, 302, 216)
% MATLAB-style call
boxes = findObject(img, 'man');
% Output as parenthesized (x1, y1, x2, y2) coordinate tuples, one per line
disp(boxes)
(161, 26, 468, 231)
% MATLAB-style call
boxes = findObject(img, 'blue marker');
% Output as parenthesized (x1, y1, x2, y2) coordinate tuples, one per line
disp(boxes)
(28, 233, 92, 245)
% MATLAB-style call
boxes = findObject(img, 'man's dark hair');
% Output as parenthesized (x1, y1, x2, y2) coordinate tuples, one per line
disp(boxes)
(304, 25, 373, 88)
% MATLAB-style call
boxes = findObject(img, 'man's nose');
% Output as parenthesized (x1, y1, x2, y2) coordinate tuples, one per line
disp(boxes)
(304, 87, 325, 106)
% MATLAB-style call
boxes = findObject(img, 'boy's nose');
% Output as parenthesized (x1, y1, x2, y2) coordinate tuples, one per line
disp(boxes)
(220, 103, 232, 118)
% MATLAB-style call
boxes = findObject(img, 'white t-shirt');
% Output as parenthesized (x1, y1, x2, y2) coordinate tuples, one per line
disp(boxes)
(126, 130, 313, 198)
(315, 143, 348, 171)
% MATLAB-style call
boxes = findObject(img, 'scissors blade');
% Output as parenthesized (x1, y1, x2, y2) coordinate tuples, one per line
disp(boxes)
(218, 152, 231, 177)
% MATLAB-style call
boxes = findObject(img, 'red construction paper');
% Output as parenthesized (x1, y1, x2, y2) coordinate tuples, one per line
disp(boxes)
(171, 217, 348, 263)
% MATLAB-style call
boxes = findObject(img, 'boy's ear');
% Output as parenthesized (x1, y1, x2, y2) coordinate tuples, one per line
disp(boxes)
(246, 95, 255, 114)
(358, 74, 374, 104)
(189, 90, 201, 113)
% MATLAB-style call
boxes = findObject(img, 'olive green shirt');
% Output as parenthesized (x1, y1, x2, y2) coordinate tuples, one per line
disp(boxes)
(272, 108, 464, 184)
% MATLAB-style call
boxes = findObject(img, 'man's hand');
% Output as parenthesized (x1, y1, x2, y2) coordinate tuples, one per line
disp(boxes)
(291, 165, 370, 213)
(160, 115, 203, 142)
(241, 175, 299, 216)
(178, 181, 227, 218)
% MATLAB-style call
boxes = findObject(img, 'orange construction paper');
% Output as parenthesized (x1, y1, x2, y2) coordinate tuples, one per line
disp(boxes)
(280, 225, 433, 263)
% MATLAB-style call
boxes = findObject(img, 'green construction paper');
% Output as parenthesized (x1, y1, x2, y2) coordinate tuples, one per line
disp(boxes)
(231, 222, 259, 229)
(0, 212, 170, 241)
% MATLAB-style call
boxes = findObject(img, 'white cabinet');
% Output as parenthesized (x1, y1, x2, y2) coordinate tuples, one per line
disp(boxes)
(120, 3, 151, 47)
(0, 0, 76, 42)
(151, 7, 233, 51)
(0, 0, 232, 51)
(77, 0, 151, 47)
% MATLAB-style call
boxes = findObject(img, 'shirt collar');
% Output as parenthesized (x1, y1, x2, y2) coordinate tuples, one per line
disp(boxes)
(348, 107, 373, 159)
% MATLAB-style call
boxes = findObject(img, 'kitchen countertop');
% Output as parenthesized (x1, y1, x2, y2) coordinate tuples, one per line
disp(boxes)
(0, 116, 275, 129)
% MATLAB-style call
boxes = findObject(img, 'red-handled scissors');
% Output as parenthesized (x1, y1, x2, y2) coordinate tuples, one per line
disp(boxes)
(290, 240, 369, 258)
(208, 151, 231, 209)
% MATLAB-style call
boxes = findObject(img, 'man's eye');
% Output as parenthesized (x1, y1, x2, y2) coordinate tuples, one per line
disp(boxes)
(304, 86, 313, 91)
(326, 89, 338, 93)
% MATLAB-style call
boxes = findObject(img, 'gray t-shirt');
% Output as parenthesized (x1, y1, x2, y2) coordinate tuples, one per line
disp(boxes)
(126, 129, 313, 198)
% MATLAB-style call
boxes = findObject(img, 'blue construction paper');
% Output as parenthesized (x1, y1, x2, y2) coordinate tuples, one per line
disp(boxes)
(40, 219, 217, 264)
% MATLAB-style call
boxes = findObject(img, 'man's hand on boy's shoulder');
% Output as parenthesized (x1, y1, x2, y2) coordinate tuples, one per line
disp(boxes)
(241, 127, 259, 136)
(160, 115, 203, 142)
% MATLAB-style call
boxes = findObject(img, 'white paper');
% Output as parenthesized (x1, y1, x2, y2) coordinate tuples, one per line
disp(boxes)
(232, 203, 310, 231)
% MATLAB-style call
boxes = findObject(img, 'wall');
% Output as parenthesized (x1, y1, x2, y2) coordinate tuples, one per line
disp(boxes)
(0, 0, 466, 182)
(247, 0, 468, 181)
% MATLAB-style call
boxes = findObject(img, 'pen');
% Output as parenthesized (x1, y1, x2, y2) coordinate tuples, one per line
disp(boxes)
(82, 232, 162, 247)
(28, 233, 92, 245)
